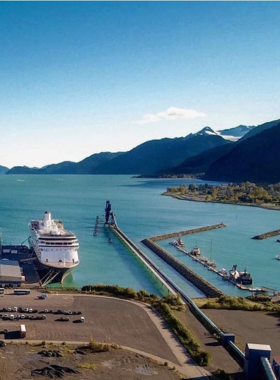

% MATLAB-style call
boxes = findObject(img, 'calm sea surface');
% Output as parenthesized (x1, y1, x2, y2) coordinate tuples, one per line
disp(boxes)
(0, 175, 279, 298)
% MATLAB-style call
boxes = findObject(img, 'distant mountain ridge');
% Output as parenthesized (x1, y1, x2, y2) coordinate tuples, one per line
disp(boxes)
(204, 121, 280, 183)
(7, 152, 122, 175)
(217, 125, 256, 141)
(159, 119, 280, 180)
(5, 119, 280, 179)
(89, 132, 228, 175)
(0, 165, 9, 174)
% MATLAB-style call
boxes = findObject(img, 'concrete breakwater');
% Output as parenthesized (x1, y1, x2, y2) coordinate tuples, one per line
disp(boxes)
(142, 238, 223, 298)
(252, 229, 280, 240)
(150, 223, 226, 242)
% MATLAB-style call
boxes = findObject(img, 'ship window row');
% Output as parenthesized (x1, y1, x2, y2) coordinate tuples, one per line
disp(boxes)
(41, 242, 77, 245)
(42, 248, 78, 251)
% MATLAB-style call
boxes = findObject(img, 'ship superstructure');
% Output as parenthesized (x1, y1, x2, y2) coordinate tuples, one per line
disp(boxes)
(28, 211, 79, 285)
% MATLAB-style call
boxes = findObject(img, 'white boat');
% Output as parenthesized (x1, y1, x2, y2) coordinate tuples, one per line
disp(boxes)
(190, 246, 201, 256)
(218, 268, 228, 276)
(276, 255, 280, 260)
(169, 237, 185, 247)
(28, 211, 80, 285)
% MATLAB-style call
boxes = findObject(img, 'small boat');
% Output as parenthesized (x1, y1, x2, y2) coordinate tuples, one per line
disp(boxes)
(276, 255, 280, 260)
(169, 240, 178, 247)
(200, 256, 208, 263)
(218, 268, 227, 276)
(169, 237, 185, 248)
(207, 261, 217, 269)
(176, 237, 185, 247)
(229, 265, 253, 285)
(190, 245, 201, 256)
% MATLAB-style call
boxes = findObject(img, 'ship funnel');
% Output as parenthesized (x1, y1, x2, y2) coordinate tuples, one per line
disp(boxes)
(44, 211, 52, 225)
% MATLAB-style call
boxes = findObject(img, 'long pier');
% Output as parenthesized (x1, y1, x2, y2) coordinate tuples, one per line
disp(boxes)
(109, 216, 177, 296)
(150, 223, 226, 242)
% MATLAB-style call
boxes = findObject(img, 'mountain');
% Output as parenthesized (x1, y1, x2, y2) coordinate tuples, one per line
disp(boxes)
(7, 152, 122, 175)
(0, 165, 9, 174)
(7, 166, 40, 174)
(89, 130, 228, 175)
(159, 119, 280, 177)
(236, 119, 280, 142)
(5, 119, 280, 176)
(217, 125, 256, 141)
(158, 142, 234, 175)
(204, 122, 280, 183)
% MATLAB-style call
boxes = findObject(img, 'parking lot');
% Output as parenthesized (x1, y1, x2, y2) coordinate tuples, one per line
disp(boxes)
(0, 290, 178, 364)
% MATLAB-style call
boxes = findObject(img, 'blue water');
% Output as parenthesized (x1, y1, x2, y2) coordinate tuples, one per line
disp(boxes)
(0, 175, 279, 298)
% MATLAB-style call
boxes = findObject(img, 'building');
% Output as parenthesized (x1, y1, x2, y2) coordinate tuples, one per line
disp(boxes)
(0, 259, 25, 287)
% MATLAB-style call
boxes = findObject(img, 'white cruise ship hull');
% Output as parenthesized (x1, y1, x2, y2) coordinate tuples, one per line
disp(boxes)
(28, 211, 80, 286)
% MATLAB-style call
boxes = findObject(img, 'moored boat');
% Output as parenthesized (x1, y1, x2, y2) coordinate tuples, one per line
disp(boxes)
(190, 245, 201, 256)
(229, 265, 253, 285)
(169, 236, 185, 248)
(28, 211, 80, 286)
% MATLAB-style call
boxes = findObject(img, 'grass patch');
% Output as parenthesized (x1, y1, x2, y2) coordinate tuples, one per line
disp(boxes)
(194, 295, 280, 311)
(77, 363, 97, 370)
(153, 300, 211, 366)
(81, 284, 185, 311)
(88, 339, 120, 353)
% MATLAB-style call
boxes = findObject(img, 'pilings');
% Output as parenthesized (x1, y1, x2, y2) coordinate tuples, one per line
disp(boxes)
(142, 238, 223, 298)
(252, 229, 280, 240)
(150, 223, 226, 242)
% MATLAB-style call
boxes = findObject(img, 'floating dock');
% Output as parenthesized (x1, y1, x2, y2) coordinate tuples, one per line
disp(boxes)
(176, 246, 274, 294)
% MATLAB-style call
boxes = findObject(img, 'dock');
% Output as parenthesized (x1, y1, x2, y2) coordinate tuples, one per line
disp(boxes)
(252, 229, 280, 240)
(176, 246, 272, 294)
(0, 245, 40, 287)
(141, 238, 223, 297)
(150, 223, 226, 242)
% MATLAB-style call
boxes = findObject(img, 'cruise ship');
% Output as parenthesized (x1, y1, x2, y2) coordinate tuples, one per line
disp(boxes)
(28, 211, 80, 286)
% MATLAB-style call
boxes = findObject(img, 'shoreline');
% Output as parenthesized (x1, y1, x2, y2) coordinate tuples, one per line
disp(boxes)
(162, 193, 280, 211)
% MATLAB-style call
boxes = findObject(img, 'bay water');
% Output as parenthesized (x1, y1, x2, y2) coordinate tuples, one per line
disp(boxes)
(0, 175, 279, 298)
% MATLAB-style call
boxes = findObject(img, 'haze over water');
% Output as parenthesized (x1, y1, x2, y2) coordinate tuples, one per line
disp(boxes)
(0, 175, 279, 298)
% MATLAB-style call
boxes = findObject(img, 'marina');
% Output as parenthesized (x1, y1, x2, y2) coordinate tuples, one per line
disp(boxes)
(173, 243, 276, 294)
(1, 175, 280, 296)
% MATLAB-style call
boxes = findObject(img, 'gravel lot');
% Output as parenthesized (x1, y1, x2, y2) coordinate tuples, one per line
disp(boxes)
(204, 309, 280, 357)
(0, 343, 182, 380)
(0, 291, 178, 364)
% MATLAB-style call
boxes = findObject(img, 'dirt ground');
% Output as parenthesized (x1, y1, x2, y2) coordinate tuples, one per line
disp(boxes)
(0, 343, 182, 380)
(3, 290, 278, 379)
(173, 308, 245, 379)
(203, 309, 280, 357)
(0, 291, 178, 364)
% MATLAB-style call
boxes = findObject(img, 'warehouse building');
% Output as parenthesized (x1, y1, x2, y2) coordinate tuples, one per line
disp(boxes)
(0, 259, 25, 287)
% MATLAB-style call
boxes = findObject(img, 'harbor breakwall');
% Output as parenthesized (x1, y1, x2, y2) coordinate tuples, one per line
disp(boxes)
(252, 229, 280, 240)
(141, 238, 223, 298)
(150, 223, 226, 242)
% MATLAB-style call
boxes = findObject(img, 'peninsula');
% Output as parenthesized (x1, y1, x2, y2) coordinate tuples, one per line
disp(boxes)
(163, 182, 280, 211)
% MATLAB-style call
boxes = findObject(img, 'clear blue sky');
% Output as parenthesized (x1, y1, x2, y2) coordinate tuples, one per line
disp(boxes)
(0, 2, 279, 168)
